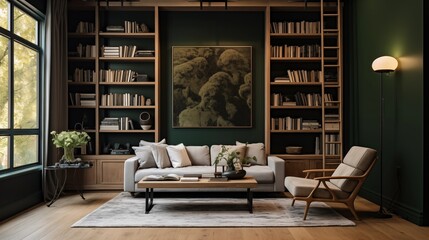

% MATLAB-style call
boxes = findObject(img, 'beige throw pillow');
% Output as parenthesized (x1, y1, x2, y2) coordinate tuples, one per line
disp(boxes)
(150, 144, 171, 168)
(185, 145, 211, 166)
(166, 143, 192, 168)
(236, 141, 266, 165)
(210, 144, 247, 166)
(132, 146, 157, 169)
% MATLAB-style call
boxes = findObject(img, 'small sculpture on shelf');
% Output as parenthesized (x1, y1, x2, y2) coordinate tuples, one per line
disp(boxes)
(139, 111, 152, 130)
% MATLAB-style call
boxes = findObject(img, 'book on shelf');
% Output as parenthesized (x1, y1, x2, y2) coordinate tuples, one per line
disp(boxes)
(325, 122, 340, 131)
(75, 21, 94, 33)
(315, 136, 320, 154)
(142, 174, 181, 181)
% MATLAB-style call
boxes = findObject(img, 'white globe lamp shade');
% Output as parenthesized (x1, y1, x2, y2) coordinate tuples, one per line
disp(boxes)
(372, 56, 398, 73)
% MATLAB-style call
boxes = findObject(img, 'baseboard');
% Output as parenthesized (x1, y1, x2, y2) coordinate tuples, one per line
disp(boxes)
(359, 187, 425, 225)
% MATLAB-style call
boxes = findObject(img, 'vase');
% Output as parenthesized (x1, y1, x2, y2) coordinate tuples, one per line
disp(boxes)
(61, 147, 76, 163)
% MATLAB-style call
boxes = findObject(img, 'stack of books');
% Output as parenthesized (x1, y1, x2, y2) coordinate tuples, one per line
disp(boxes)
(106, 25, 124, 32)
(101, 45, 137, 58)
(69, 93, 96, 106)
(100, 118, 119, 131)
(134, 50, 154, 57)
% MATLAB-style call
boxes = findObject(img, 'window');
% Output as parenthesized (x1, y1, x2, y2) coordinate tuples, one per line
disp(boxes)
(0, 0, 43, 172)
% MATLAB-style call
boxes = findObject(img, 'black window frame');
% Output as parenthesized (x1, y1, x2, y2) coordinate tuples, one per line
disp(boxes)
(0, 0, 45, 174)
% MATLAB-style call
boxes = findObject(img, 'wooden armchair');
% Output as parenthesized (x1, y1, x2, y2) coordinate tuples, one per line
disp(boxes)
(284, 146, 377, 220)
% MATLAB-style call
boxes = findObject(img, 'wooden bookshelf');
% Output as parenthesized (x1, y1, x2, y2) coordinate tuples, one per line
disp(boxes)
(265, 0, 343, 177)
(67, 3, 160, 190)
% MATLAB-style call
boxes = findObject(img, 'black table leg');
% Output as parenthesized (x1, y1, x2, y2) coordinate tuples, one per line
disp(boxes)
(145, 188, 154, 214)
(247, 188, 253, 213)
(47, 169, 67, 207)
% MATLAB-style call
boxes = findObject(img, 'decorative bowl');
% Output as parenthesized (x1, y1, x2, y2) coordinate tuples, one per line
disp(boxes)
(140, 125, 152, 130)
(222, 169, 246, 179)
(286, 146, 303, 154)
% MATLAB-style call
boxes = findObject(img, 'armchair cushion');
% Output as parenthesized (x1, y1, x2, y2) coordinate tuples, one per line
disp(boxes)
(284, 176, 350, 199)
(330, 146, 377, 192)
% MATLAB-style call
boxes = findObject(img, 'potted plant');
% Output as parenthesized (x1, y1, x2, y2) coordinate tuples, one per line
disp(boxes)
(50, 130, 91, 163)
(213, 145, 256, 179)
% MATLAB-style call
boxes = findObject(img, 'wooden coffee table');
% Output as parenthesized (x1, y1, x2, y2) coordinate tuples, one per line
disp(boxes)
(137, 176, 258, 214)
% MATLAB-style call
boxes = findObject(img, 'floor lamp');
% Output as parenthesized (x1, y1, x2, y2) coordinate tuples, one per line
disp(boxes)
(372, 56, 398, 218)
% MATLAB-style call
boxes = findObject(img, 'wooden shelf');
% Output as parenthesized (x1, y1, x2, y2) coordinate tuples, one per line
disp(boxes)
(99, 32, 155, 38)
(99, 106, 155, 109)
(270, 57, 322, 62)
(271, 106, 322, 109)
(99, 82, 155, 86)
(99, 130, 156, 133)
(99, 57, 155, 62)
(270, 82, 322, 86)
(271, 130, 322, 133)
(68, 32, 96, 38)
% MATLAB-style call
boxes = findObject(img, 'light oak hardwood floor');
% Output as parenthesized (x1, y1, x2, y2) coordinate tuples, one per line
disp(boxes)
(0, 192, 428, 240)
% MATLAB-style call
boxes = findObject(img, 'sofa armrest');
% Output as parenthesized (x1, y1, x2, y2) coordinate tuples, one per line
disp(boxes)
(124, 156, 139, 192)
(267, 155, 285, 192)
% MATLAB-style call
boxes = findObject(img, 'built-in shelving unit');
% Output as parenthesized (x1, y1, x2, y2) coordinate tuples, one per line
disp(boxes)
(66, 0, 342, 189)
(265, 0, 343, 177)
(67, 1, 160, 189)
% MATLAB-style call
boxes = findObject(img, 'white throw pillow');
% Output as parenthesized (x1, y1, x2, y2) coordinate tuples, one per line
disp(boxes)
(210, 144, 246, 166)
(150, 144, 171, 168)
(236, 141, 266, 165)
(133, 146, 157, 169)
(186, 145, 211, 166)
(139, 138, 166, 146)
(166, 143, 192, 168)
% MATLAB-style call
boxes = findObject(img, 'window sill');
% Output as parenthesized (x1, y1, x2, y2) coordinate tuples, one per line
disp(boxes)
(0, 165, 43, 181)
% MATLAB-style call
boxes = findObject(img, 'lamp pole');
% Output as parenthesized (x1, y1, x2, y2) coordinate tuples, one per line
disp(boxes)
(371, 55, 398, 218)
(377, 72, 392, 218)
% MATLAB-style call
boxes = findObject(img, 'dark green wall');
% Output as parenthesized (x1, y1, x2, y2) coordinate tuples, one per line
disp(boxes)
(159, 11, 265, 145)
(348, 0, 425, 224)
(0, 170, 43, 221)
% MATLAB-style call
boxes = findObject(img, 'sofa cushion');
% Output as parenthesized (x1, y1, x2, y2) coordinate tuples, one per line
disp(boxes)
(134, 165, 274, 184)
(150, 144, 171, 168)
(133, 146, 157, 169)
(185, 145, 210, 166)
(135, 166, 216, 182)
(210, 145, 246, 165)
(243, 165, 274, 183)
(236, 141, 266, 165)
(166, 143, 192, 168)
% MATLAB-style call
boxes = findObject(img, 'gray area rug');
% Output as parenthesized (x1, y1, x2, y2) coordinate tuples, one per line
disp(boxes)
(72, 192, 355, 227)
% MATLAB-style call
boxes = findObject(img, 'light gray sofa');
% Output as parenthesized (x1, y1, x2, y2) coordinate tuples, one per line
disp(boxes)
(124, 143, 285, 194)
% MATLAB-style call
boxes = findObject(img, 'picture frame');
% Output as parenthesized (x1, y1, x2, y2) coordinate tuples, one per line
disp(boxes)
(172, 46, 252, 128)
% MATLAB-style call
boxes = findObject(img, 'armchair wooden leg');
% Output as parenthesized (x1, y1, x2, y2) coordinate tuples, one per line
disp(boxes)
(303, 201, 311, 220)
(291, 199, 295, 206)
(346, 201, 360, 221)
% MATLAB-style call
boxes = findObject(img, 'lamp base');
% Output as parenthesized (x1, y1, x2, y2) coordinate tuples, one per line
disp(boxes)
(375, 206, 392, 218)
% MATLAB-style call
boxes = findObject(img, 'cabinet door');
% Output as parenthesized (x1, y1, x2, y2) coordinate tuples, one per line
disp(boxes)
(82, 160, 97, 187)
(97, 159, 124, 187)
(284, 159, 310, 178)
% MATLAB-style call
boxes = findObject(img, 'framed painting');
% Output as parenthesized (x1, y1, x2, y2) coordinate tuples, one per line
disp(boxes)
(172, 46, 252, 128)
